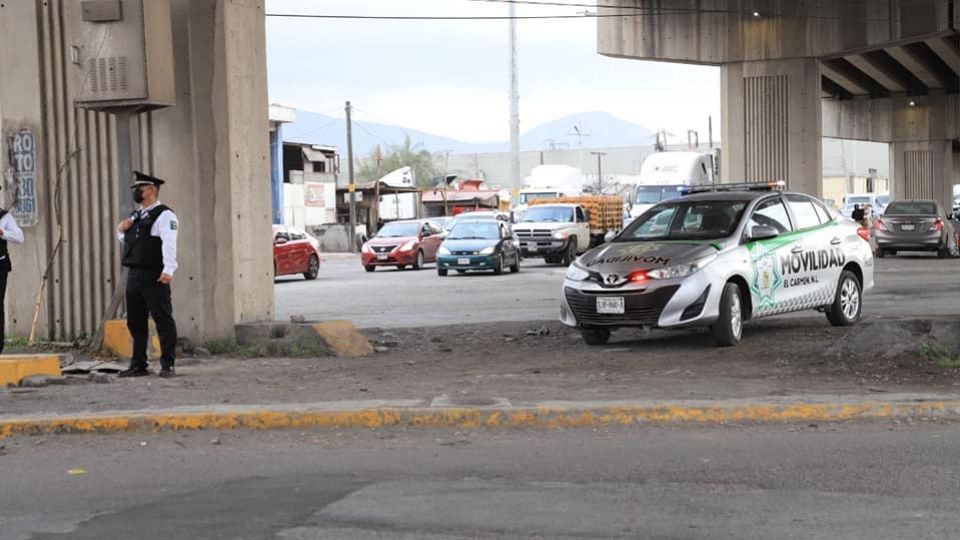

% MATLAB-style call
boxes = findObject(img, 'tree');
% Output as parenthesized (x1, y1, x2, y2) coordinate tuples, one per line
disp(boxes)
(355, 136, 439, 188)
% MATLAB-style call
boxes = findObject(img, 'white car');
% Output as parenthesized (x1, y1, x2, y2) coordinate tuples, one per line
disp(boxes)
(561, 184, 875, 347)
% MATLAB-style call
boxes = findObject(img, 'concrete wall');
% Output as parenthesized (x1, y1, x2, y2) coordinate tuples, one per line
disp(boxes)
(598, 0, 955, 64)
(0, 0, 273, 341)
(721, 59, 823, 195)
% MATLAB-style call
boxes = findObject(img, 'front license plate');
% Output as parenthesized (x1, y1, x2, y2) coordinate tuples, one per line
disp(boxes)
(596, 296, 625, 315)
(377, 253, 389, 261)
(457, 258, 471, 265)
(901, 224, 916, 231)
(527, 244, 538, 252)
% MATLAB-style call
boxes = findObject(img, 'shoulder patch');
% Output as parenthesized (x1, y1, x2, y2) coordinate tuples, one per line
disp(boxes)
(170, 221, 178, 231)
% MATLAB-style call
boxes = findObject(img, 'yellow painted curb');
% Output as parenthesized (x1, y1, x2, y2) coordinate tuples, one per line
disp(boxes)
(103, 319, 162, 360)
(312, 320, 374, 357)
(3, 400, 960, 439)
(0, 355, 62, 387)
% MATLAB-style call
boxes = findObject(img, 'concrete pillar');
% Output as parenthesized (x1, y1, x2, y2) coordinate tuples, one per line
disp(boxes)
(889, 140, 957, 209)
(721, 59, 823, 196)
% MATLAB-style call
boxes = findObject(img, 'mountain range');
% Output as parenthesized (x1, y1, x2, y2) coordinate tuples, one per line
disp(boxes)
(279, 110, 655, 156)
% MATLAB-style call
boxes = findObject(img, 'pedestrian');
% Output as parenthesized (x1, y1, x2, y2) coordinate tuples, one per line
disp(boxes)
(0, 205, 24, 354)
(116, 171, 179, 378)
(851, 204, 864, 224)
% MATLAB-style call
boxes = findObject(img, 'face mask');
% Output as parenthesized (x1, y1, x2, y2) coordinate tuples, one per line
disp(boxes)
(133, 189, 145, 204)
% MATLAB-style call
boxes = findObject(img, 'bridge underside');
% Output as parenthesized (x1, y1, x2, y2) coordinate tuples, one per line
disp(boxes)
(599, 0, 960, 207)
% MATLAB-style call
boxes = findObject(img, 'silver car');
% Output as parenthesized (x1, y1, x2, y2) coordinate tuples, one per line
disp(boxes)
(561, 185, 876, 347)
(874, 199, 957, 259)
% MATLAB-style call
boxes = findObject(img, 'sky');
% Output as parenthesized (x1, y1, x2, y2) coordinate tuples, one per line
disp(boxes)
(265, 0, 721, 144)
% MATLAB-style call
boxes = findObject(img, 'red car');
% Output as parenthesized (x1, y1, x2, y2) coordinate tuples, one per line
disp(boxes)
(273, 225, 321, 280)
(361, 219, 444, 272)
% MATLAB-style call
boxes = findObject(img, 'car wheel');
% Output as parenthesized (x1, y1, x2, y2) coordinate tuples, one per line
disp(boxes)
(438, 268, 448, 276)
(493, 254, 504, 275)
(581, 326, 611, 346)
(937, 243, 949, 259)
(413, 250, 424, 270)
(364, 265, 376, 273)
(875, 248, 886, 259)
(561, 241, 576, 266)
(510, 254, 520, 273)
(397, 265, 407, 270)
(710, 282, 743, 347)
(826, 270, 862, 327)
(303, 255, 320, 280)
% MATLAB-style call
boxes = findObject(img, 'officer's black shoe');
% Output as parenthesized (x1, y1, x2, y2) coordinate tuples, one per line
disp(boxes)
(118, 367, 150, 378)
(158, 367, 176, 379)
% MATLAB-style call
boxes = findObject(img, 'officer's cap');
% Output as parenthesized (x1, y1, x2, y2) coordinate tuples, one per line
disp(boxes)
(131, 170, 165, 189)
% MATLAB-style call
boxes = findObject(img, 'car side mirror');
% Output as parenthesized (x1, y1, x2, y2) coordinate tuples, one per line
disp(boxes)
(748, 225, 779, 241)
(603, 231, 616, 243)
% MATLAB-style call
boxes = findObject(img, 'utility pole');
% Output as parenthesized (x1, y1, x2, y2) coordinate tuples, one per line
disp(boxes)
(591, 151, 606, 193)
(373, 144, 382, 235)
(346, 101, 357, 253)
(708, 116, 714, 149)
(508, 1, 521, 206)
(442, 150, 451, 216)
(569, 123, 590, 173)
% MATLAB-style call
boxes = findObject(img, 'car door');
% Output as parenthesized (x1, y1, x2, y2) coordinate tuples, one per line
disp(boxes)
(782, 194, 840, 310)
(575, 207, 590, 251)
(290, 228, 312, 273)
(500, 223, 516, 262)
(420, 223, 439, 261)
(743, 195, 799, 317)
(274, 228, 293, 275)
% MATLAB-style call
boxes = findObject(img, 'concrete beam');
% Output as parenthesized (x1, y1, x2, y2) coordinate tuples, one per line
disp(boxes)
(925, 37, 960, 75)
(887, 45, 945, 90)
(846, 54, 907, 93)
(823, 93, 959, 143)
(822, 59, 891, 97)
(820, 63, 870, 96)
(902, 42, 960, 92)
(861, 50, 930, 95)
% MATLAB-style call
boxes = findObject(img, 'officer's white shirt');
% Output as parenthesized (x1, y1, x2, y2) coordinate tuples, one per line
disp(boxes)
(0, 212, 25, 254)
(116, 201, 179, 276)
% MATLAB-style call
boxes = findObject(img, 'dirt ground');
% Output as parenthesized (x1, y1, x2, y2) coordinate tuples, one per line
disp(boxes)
(2, 316, 959, 417)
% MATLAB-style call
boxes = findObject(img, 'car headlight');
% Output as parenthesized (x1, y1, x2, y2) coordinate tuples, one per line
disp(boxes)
(479, 246, 496, 255)
(398, 240, 416, 252)
(361, 243, 372, 254)
(565, 263, 590, 281)
(646, 254, 717, 280)
(438, 246, 451, 256)
(553, 229, 574, 239)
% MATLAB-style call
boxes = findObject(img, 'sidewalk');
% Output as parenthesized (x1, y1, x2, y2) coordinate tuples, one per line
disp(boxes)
(1, 317, 958, 435)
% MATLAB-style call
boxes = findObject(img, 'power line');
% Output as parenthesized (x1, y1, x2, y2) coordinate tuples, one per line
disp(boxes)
(264, 12, 671, 20)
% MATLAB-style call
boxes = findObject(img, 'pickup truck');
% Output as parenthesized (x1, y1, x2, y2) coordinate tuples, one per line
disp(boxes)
(514, 197, 623, 265)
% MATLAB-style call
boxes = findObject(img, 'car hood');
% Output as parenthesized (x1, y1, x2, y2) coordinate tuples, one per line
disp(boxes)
(442, 238, 500, 251)
(578, 241, 718, 273)
(369, 235, 417, 246)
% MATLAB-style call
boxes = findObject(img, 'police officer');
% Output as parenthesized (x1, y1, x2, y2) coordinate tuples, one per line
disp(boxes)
(0, 204, 24, 354)
(116, 171, 179, 378)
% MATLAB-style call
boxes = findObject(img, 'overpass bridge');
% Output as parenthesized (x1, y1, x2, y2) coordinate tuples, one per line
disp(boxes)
(599, 0, 959, 207)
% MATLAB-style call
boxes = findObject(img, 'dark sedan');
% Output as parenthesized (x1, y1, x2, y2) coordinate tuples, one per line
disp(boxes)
(874, 200, 957, 258)
(437, 220, 520, 276)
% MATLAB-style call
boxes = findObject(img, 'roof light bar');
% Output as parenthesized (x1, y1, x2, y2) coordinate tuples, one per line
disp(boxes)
(681, 181, 786, 195)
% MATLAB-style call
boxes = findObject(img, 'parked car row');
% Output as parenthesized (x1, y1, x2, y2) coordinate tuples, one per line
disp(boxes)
(361, 214, 522, 276)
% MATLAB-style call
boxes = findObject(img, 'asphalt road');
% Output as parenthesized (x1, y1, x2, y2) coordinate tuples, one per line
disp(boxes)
(4, 422, 960, 539)
(275, 253, 960, 328)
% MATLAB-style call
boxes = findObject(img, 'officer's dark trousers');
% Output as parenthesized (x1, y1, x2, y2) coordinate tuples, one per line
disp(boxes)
(0, 270, 7, 355)
(126, 268, 177, 370)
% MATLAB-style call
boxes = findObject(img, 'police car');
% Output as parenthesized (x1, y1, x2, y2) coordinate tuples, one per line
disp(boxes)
(561, 182, 875, 346)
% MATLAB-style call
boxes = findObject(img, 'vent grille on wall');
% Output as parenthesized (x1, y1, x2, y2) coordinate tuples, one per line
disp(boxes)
(86, 56, 128, 94)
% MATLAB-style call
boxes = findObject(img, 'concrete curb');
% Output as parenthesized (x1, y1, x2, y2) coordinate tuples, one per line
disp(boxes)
(0, 355, 63, 387)
(3, 395, 960, 438)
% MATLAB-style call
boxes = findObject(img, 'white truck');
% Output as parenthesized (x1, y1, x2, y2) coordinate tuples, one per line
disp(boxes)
(514, 196, 623, 265)
(515, 165, 586, 214)
(629, 151, 718, 220)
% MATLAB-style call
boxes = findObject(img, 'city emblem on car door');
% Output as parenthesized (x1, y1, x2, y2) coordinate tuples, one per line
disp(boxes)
(750, 244, 783, 310)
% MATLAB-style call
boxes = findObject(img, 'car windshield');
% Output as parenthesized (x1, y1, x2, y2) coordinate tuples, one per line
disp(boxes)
(618, 200, 748, 241)
(520, 206, 574, 222)
(376, 222, 420, 238)
(846, 196, 871, 205)
(520, 192, 558, 204)
(635, 186, 684, 205)
(448, 221, 500, 240)
(885, 202, 936, 215)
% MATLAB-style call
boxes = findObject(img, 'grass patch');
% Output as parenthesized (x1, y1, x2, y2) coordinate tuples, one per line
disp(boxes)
(920, 343, 960, 369)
